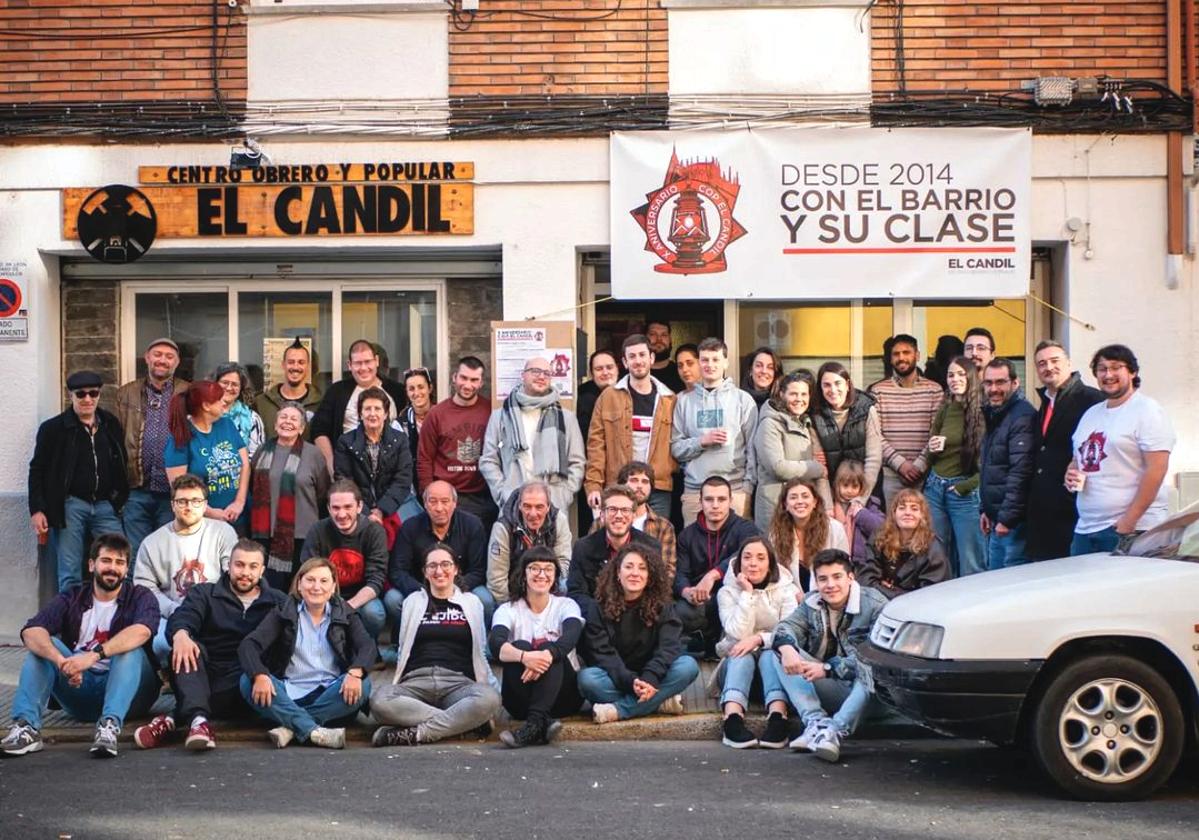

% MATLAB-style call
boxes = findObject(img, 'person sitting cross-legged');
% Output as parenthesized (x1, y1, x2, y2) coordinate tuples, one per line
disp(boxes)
(489, 546, 585, 748)
(577, 545, 699, 724)
(370, 544, 501, 747)
(237, 556, 376, 749)
(763, 548, 886, 763)
(1, 533, 160, 759)
(133, 539, 288, 751)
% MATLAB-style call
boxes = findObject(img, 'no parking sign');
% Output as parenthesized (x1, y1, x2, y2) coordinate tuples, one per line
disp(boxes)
(0, 260, 29, 341)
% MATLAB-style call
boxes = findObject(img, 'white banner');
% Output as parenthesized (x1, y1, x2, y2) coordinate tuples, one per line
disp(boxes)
(611, 128, 1031, 300)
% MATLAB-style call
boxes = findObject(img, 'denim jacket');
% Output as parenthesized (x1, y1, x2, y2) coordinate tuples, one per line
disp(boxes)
(771, 580, 887, 681)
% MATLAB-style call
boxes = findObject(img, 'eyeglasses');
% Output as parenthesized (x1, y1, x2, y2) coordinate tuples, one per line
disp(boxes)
(1095, 364, 1128, 375)
(73, 389, 101, 399)
(523, 368, 552, 378)
(604, 505, 635, 517)
(172, 498, 206, 508)
(424, 561, 456, 572)
(526, 565, 557, 578)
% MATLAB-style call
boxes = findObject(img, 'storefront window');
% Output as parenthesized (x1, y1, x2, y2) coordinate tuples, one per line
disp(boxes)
(738, 300, 894, 386)
(913, 299, 1028, 383)
(238, 292, 334, 393)
(341, 290, 438, 387)
(135, 292, 228, 382)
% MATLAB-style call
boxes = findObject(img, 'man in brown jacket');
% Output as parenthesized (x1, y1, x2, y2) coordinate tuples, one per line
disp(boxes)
(115, 337, 189, 559)
(584, 333, 676, 520)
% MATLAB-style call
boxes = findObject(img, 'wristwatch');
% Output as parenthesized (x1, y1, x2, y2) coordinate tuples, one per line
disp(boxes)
(822, 662, 832, 673)
(94, 644, 107, 660)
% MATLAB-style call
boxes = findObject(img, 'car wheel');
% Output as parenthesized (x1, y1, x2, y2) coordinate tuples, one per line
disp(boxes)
(1031, 654, 1184, 801)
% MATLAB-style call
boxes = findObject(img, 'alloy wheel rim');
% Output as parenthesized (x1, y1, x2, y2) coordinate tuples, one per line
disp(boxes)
(1058, 677, 1163, 784)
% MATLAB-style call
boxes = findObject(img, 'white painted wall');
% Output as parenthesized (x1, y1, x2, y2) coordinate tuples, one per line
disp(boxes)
(668, 7, 871, 96)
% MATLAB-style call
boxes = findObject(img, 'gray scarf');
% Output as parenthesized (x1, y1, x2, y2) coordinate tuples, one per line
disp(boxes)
(501, 388, 568, 479)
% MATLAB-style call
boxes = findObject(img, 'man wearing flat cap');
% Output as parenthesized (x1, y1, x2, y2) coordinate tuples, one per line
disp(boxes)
(29, 371, 130, 592)
(116, 338, 189, 560)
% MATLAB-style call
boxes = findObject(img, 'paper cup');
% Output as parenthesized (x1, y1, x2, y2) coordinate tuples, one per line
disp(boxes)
(1066, 472, 1087, 492)
(929, 435, 947, 453)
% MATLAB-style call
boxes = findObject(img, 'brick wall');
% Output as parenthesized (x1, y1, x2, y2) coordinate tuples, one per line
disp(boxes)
(448, 0, 667, 97)
(61, 279, 120, 408)
(0, 0, 246, 104)
(872, 1, 1169, 94)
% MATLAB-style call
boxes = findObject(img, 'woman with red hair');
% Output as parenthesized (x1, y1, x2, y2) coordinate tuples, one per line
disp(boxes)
(164, 380, 250, 526)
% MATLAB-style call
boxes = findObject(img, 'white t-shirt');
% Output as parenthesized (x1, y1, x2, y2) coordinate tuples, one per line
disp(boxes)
(492, 596, 583, 669)
(342, 383, 398, 433)
(788, 517, 850, 591)
(75, 598, 119, 673)
(1072, 391, 1176, 534)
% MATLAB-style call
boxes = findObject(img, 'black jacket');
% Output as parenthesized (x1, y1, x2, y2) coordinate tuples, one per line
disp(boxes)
(811, 391, 876, 482)
(579, 599, 684, 691)
(166, 572, 288, 674)
(980, 391, 1037, 526)
(857, 538, 951, 600)
(238, 595, 377, 679)
(309, 377, 408, 446)
(1026, 373, 1104, 559)
(674, 512, 759, 597)
(389, 509, 488, 596)
(28, 407, 129, 528)
(333, 424, 413, 517)
(567, 527, 661, 601)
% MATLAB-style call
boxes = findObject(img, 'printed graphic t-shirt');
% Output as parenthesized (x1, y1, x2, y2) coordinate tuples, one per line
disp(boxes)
(1072, 391, 1176, 534)
(75, 598, 118, 673)
(403, 596, 474, 679)
(164, 417, 246, 510)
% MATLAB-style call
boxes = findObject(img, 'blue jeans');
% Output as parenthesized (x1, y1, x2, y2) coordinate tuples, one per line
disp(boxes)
(10, 638, 160, 729)
(355, 598, 386, 640)
(57, 497, 125, 592)
(986, 521, 1028, 570)
(239, 673, 370, 742)
(924, 472, 985, 577)
(761, 651, 869, 735)
(718, 652, 786, 710)
(1070, 526, 1121, 556)
(151, 617, 172, 666)
(122, 489, 173, 564)
(577, 655, 699, 720)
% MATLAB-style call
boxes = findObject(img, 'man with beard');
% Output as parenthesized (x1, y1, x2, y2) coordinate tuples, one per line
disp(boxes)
(568, 484, 660, 605)
(602, 461, 677, 578)
(646, 319, 686, 393)
(417, 356, 497, 530)
(133, 540, 287, 750)
(1, 534, 160, 758)
(585, 333, 677, 520)
(480, 355, 585, 514)
(979, 359, 1036, 569)
(256, 337, 323, 433)
(867, 335, 944, 504)
(1066, 344, 1175, 555)
(1025, 341, 1103, 560)
(310, 339, 407, 473)
(963, 327, 996, 372)
(486, 481, 572, 605)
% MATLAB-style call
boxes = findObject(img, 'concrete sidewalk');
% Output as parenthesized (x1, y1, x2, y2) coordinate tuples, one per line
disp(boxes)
(0, 643, 928, 746)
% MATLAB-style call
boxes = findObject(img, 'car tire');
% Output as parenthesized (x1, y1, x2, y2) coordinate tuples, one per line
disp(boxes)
(1031, 654, 1184, 801)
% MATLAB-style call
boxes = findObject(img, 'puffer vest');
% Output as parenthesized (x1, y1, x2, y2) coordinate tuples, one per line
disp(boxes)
(811, 391, 875, 478)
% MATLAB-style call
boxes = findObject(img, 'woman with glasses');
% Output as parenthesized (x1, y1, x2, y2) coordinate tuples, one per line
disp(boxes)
(578, 544, 699, 724)
(489, 546, 584, 748)
(165, 380, 250, 527)
(249, 402, 331, 590)
(333, 387, 414, 527)
(213, 362, 265, 458)
(370, 544, 501, 747)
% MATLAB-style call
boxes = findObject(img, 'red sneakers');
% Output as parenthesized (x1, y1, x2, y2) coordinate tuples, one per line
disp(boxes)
(134, 714, 176, 750)
(185, 720, 216, 751)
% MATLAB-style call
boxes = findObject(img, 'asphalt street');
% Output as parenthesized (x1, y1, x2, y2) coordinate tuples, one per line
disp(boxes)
(1, 738, 1196, 839)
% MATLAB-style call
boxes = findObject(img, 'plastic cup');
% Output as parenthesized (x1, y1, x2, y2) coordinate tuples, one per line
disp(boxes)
(929, 435, 947, 453)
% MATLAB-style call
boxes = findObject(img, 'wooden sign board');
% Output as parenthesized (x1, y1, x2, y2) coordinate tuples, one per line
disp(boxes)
(138, 161, 474, 185)
(491, 320, 576, 411)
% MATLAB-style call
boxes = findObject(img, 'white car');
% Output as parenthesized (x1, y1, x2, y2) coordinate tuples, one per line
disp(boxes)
(859, 508, 1199, 801)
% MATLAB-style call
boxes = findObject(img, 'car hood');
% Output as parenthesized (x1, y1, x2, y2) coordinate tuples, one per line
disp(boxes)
(878, 553, 1199, 660)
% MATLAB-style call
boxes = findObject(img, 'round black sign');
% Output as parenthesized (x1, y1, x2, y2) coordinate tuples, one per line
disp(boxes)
(77, 184, 157, 264)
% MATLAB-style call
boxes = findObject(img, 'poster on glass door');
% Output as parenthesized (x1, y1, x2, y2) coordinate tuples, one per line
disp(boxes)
(611, 127, 1031, 300)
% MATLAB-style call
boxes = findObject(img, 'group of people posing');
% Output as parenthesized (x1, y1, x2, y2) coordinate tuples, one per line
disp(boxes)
(8, 321, 1173, 762)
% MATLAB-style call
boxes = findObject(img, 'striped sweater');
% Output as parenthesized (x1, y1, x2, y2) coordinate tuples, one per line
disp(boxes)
(867, 375, 945, 472)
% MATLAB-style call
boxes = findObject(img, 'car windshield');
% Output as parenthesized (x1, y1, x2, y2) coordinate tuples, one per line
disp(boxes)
(1116, 502, 1199, 562)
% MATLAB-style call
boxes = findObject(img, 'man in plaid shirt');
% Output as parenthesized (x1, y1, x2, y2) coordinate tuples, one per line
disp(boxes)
(589, 460, 677, 580)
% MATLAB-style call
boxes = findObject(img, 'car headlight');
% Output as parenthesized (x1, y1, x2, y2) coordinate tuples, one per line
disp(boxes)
(891, 622, 945, 658)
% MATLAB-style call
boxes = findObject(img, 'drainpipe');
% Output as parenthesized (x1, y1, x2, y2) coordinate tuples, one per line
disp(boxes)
(1166, 0, 1184, 257)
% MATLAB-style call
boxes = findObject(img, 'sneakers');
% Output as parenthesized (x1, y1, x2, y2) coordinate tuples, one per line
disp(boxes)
(657, 694, 685, 715)
(307, 727, 346, 749)
(0, 720, 42, 757)
(543, 719, 564, 744)
(758, 712, 789, 750)
(134, 715, 176, 750)
(790, 719, 826, 752)
(185, 720, 216, 751)
(90, 716, 121, 758)
(499, 720, 543, 749)
(267, 727, 295, 749)
(810, 726, 842, 763)
(721, 714, 758, 749)
(371, 725, 419, 747)
(591, 703, 619, 724)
